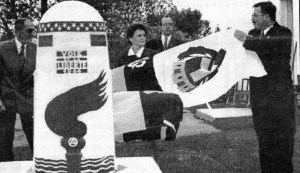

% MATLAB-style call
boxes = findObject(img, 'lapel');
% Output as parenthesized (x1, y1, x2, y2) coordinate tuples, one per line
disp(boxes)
(3, 39, 21, 69)
(168, 35, 176, 48)
(9, 39, 19, 57)
(264, 22, 280, 38)
(141, 48, 149, 58)
(141, 48, 156, 60)
(157, 37, 164, 50)
(22, 42, 36, 75)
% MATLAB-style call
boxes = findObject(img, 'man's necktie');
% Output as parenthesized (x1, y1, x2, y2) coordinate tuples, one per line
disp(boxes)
(259, 30, 265, 40)
(19, 43, 26, 77)
(19, 43, 26, 58)
(163, 36, 168, 50)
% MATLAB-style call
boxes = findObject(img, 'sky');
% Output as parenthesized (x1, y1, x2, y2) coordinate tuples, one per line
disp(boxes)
(173, 0, 280, 32)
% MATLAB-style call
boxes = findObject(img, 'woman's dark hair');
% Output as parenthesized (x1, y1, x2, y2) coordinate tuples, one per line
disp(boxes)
(126, 23, 147, 38)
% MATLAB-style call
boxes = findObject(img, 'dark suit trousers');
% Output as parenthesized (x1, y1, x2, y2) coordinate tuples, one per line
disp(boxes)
(251, 90, 295, 173)
(0, 110, 33, 161)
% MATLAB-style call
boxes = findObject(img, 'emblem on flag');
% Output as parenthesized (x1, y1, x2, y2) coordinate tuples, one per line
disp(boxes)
(172, 46, 226, 92)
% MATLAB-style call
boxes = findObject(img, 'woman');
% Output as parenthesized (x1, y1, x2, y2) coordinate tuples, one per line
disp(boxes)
(115, 23, 157, 67)
(115, 23, 161, 91)
(114, 24, 164, 141)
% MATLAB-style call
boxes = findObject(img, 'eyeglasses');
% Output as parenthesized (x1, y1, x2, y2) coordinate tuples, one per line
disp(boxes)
(162, 23, 173, 27)
(24, 28, 35, 34)
(251, 14, 264, 18)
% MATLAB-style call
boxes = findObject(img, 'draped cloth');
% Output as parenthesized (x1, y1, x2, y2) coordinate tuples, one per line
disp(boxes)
(153, 29, 267, 107)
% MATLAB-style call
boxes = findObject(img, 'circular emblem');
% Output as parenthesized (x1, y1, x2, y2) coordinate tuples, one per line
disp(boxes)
(172, 46, 226, 92)
(68, 137, 78, 147)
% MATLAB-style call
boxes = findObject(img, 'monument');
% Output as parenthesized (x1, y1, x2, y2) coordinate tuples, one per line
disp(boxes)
(34, 1, 115, 172)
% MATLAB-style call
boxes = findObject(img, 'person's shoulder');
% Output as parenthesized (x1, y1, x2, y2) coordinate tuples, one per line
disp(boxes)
(275, 23, 292, 35)
(27, 41, 37, 47)
(248, 29, 258, 35)
(176, 37, 184, 44)
(0, 39, 14, 51)
(0, 39, 13, 47)
(143, 48, 158, 56)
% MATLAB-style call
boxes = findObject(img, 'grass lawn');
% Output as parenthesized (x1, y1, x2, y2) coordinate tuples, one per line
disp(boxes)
(13, 104, 300, 173)
(115, 127, 300, 173)
(14, 124, 300, 173)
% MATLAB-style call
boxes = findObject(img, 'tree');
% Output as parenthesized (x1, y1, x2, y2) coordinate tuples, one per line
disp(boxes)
(173, 8, 211, 39)
(84, 0, 176, 37)
(1, 0, 212, 66)
(0, 0, 40, 41)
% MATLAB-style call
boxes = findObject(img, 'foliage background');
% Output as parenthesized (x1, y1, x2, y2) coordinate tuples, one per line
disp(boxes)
(0, 0, 220, 67)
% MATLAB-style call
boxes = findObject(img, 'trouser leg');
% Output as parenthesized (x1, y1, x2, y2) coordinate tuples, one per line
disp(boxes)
(19, 113, 33, 152)
(0, 111, 16, 161)
(257, 134, 294, 173)
(252, 106, 295, 173)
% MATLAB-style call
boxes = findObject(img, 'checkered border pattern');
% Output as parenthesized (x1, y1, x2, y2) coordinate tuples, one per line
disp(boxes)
(38, 21, 106, 33)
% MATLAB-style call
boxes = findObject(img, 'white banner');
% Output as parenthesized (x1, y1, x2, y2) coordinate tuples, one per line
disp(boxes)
(153, 29, 267, 107)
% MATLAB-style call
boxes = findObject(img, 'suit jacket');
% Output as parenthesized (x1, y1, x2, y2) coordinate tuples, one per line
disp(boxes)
(114, 47, 161, 91)
(146, 35, 183, 53)
(0, 39, 36, 113)
(243, 22, 293, 108)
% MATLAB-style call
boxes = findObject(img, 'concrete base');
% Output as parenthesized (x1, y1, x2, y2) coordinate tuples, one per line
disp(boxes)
(0, 157, 162, 173)
(195, 108, 254, 130)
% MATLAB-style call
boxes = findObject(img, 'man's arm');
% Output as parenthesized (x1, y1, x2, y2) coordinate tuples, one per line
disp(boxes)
(234, 30, 258, 51)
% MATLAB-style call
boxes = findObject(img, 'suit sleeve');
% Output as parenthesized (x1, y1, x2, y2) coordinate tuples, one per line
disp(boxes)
(175, 38, 184, 46)
(243, 30, 260, 51)
(276, 28, 292, 55)
(146, 39, 155, 50)
(244, 28, 292, 57)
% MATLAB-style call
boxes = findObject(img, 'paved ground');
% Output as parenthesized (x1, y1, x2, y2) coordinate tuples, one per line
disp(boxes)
(13, 114, 29, 148)
(164, 110, 221, 139)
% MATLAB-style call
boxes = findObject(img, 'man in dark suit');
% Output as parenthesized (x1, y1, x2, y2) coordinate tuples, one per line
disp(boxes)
(0, 18, 36, 161)
(234, 2, 295, 172)
(145, 15, 184, 141)
(146, 15, 183, 53)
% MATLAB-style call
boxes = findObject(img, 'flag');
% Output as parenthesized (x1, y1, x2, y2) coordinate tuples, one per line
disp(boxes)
(113, 91, 183, 136)
(112, 58, 161, 92)
(112, 29, 267, 107)
(153, 29, 266, 107)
